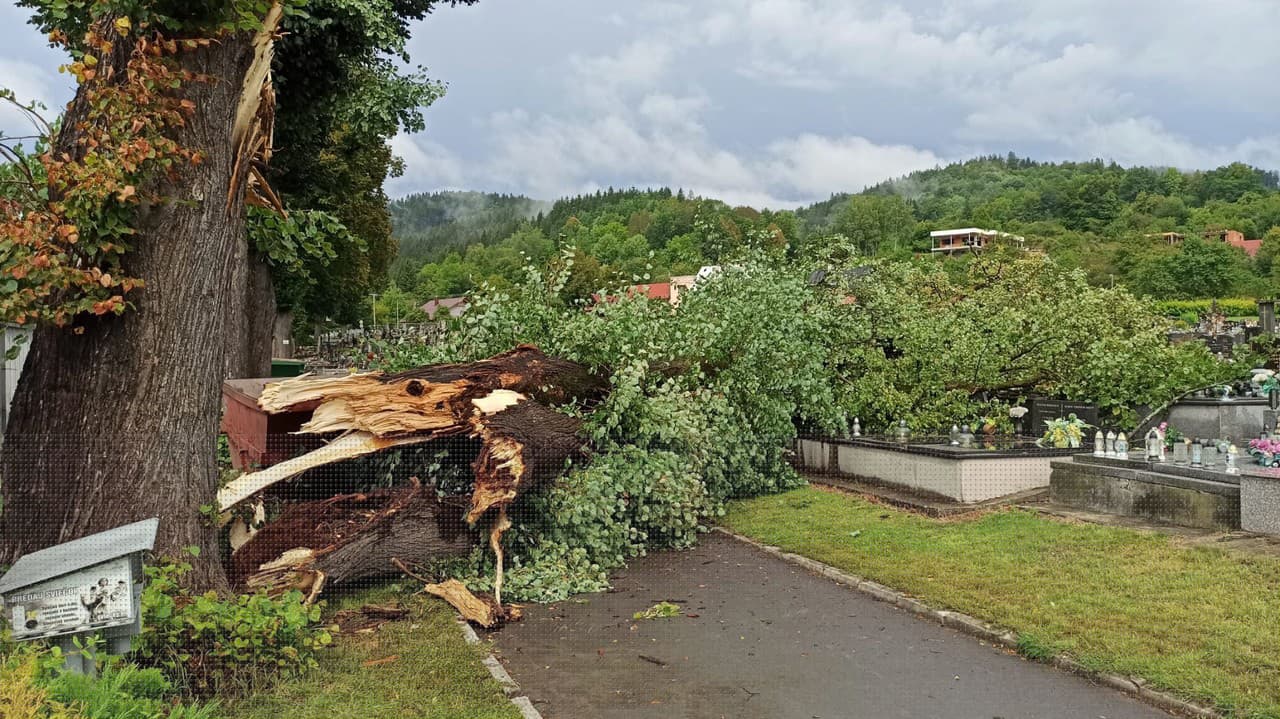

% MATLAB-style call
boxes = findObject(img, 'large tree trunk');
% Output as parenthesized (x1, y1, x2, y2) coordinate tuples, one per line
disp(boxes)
(229, 480, 476, 593)
(0, 32, 264, 589)
(226, 256, 276, 380)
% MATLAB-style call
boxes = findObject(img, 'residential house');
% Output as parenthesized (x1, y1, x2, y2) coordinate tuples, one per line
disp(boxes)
(669, 275, 697, 306)
(1205, 229, 1263, 258)
(929, 228, 1025, 254)
(420, 296, 469, 321)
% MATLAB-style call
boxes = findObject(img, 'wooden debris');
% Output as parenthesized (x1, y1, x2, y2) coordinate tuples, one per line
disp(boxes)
(332, 603, 408, 633)
(242, 547, 326, 604)
(226, 500, 265, 552)
(423, 579, 505, 629)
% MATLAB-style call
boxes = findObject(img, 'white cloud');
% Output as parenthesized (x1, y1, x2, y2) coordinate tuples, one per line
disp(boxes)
(386, 134, 465, 195)
(1070, 117, 1280, 170)
(568, 40, 675, 109)
(311, 0, 1280, 202)
(764, 134, 944, 197)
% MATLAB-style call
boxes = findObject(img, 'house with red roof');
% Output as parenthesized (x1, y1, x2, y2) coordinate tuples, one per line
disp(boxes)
(420, 296, 469, 320)
(1206, 229, 1263, 258)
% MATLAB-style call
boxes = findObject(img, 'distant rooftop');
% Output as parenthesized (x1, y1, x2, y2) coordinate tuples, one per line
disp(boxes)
(420, 296, 469, 320)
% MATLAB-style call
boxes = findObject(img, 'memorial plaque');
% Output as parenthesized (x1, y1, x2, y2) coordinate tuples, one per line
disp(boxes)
(6, 556, 135, 640)
(0, 517, 158, 658)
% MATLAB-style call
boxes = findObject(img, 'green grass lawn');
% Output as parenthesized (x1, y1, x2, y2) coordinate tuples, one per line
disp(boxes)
(723, 487, 1280, 719)
(225, 584, 519, 719)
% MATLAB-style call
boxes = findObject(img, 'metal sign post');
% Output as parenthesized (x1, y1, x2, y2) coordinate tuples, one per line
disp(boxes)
(0, 518, 159, 674)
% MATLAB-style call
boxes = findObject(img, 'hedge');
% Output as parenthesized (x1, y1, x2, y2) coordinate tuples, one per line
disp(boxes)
(1152, 298, 1259, 319)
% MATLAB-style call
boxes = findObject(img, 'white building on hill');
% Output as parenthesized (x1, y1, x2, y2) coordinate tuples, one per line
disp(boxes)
(930, 228, 1025, 254)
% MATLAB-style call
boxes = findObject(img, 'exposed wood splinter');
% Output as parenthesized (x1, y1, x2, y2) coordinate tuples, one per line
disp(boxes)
(220, 346, 606, 613)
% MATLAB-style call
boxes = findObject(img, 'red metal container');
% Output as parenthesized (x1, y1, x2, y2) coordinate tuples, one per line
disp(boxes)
(221, 377, 324, 470)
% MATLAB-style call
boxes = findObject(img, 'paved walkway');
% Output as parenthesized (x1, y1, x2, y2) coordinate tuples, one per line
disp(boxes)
(491, 532, 1170, 719)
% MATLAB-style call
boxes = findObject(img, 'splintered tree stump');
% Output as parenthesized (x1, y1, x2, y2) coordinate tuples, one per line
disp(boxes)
(218, 345, 601, 513)
(468, 401, 589, 522)
(230, 480, 475, 593)
(218, 345, 604, 612)
(254, 344, 607, 437)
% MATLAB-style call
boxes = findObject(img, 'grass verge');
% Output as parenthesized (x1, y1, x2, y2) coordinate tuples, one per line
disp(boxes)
(225, 583, 520, 719)
(722, 486, 1280, 719)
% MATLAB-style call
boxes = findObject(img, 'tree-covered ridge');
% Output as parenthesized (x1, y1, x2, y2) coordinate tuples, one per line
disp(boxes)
(389, 156, 1280, 316)
(801, 155, 1279, 233)
(391, 191, 549, 258)
(390, 187, 795, 307)
(797, 155, 1280, 298)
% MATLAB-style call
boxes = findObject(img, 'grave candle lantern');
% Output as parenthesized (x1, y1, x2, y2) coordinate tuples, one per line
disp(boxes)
(1173, 439, 1190, 465)
(1145, 428, 1162, 461)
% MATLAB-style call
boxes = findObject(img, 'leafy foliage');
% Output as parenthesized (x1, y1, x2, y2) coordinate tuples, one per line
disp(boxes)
(17, 0, 307, 42)
(0, 26, 204, 326)
(0, 640, 216, 719)
(633, 601, 681, 620)
(134, 555, 331, 699)
(0, 650, 77, 719)
(247, 207, 345, 280)
(840, 250, 1244, 429)
(41, 657, 219, 719)
(368, 245, 1240, 600)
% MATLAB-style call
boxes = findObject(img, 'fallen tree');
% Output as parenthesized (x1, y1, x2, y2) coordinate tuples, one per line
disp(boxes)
(220, 345, 606, 624)
(229, 479, 475, 594)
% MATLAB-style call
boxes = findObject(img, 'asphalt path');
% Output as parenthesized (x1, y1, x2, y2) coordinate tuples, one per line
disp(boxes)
(490, 532, 1169, 719)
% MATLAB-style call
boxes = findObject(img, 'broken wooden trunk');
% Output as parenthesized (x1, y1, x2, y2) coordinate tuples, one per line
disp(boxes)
(220, 345, 606, 623)
(229, 479, 475, 593)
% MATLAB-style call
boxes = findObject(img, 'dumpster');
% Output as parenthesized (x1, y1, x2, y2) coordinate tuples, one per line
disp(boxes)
(221, 377, 324, 470)
(270, 358, 307, 377)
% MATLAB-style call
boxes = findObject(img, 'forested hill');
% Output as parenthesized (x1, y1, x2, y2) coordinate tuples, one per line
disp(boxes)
(798, 155, 1280, 235)
(389, 192, 549, 281)
(381, 156, 1280, 321)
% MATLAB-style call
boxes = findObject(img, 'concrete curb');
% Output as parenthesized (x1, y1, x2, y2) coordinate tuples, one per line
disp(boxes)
(711, 527, 1221, 719)
(456, 618, 544, 719)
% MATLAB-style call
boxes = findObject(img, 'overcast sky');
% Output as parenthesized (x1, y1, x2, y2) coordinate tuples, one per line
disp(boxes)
(2, 0, 1278, 207)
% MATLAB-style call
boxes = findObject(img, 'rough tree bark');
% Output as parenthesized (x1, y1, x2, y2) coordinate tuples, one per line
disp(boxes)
(0, 26, 274, 589)
(229, 479, 475, 592)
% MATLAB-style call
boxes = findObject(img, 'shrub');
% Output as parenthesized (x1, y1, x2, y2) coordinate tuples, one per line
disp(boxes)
(0, 642, 216, 719)
(42, 655, 219, 719)
(134, 555, 330, 699)
(0, 650, 76, 719)
(1152, 298, 1258, 319)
